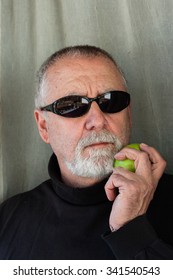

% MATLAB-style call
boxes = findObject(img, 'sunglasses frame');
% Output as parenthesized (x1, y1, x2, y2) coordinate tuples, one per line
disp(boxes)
(40, 90, 130, 118)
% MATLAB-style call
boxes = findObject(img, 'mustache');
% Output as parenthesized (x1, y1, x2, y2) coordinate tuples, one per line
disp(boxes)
(77, 130, 122, 150)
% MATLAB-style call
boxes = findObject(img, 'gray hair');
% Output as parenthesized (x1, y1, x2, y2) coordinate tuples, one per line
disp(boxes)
(35, 45, 127, 108)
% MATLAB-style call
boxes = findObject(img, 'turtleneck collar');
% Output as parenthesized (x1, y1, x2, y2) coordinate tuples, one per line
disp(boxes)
(48, 153, 109, 206)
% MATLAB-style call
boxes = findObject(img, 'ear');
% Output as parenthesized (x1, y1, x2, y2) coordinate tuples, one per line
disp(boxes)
(34, 109, 50, 144)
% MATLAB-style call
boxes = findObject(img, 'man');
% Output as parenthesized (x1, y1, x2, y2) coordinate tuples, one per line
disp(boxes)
(0, 45, 173, 259)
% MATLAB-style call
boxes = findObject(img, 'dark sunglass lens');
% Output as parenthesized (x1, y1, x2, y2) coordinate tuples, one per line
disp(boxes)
(98, 92, 112, 111)
(55, 96, 89, 117)
(99, 91, 130, 113)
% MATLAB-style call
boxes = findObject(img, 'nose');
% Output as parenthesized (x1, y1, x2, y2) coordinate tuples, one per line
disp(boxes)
(85, 101, 108, 131)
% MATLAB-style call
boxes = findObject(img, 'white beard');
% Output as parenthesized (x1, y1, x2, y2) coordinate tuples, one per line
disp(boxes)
(65, 130, 123, 179)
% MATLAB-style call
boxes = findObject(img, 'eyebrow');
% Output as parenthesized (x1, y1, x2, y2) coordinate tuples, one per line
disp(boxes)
(63, 91, 87, 97)
(63, 88, 120, 97)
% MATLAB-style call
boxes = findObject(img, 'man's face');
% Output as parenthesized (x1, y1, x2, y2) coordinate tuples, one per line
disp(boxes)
(35, 56, 132, 186)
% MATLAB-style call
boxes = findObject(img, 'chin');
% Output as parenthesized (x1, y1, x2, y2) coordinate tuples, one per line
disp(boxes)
(66, 154, 114, 179)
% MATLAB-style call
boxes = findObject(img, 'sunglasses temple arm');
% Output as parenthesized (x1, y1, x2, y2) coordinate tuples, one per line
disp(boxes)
(41, 104, 54, 113)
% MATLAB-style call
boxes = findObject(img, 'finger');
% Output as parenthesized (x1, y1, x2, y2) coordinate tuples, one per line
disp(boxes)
(140, 143, 162, 163)
(105, 171, 131, 201)
(134, 150, 152, 178)
(140, 143, 166, 178)
(105, 177, 118, 201)
(114, 147, 141, 161)
(113, 166, 137, 180)
(115, 147, 152, 178)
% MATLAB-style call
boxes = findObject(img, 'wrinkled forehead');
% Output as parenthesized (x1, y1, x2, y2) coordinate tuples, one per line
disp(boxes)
(44, 56, 127, 102)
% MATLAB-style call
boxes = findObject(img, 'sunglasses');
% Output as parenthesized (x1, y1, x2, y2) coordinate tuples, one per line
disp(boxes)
(40, 90, 130, 118)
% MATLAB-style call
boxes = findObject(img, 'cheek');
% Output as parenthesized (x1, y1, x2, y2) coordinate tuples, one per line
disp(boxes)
(119, 113, 131, 144)
(109, 111, 131, 144)
(47, 119, 81, 161)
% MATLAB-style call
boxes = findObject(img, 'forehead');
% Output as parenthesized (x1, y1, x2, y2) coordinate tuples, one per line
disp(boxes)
(47, 55, 121, 78)
(45, 56, 126, 99)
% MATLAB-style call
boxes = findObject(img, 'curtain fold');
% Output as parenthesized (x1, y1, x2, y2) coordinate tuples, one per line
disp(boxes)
(1, 0, 173, 202)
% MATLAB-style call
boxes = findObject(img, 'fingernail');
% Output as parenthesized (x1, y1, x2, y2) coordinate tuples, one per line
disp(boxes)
(140, 143, 148, 147)
(114, 153, 126, 159)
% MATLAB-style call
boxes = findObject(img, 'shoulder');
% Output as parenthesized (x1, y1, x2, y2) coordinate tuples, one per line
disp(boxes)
(0, 179, 55, 259)
(158, 173, 173, 186)
(147, 173, 173, 245)
(154, 173, 173, 198)
(0, 179, 53, 221)
(149, 173, 173, 209)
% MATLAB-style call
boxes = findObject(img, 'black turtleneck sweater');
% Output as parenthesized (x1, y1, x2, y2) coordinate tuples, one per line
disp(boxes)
(0, 154, 173, 260)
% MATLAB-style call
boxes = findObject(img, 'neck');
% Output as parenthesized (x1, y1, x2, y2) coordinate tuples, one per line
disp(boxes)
(61, 170, 106, 188)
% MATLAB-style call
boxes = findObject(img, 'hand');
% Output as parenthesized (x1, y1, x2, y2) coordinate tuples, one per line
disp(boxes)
(105, 143, 166, 231)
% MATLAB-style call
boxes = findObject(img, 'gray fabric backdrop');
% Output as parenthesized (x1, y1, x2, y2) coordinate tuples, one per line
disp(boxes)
(1, 0, 173, 202)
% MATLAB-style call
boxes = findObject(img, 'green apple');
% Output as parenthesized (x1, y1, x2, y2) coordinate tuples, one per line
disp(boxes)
(113, 143, 140, 172)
